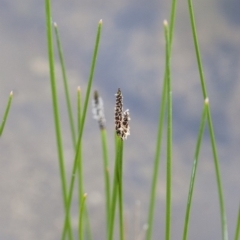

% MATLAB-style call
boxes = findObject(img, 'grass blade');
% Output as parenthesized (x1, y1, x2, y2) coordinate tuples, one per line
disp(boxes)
(182, 99, 208, 240)
(0, 91, 13, 136)
(61, 19, 103, 240)
(146, 0, 177, 238)
(53, 22, 77, 148)
(44, 0, 73, 239)
(187, 1, 228, 239)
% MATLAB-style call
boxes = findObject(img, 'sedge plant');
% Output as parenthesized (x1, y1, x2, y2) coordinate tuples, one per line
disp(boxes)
(43, 0, 236, 239)
(61, 19, 102, 240)
(108, 88, 130, 240)
(187, 0, 228, 239)
(92, 90, 111, 235)
(145, 0, 177, 238)
(45, 0, 74, 238)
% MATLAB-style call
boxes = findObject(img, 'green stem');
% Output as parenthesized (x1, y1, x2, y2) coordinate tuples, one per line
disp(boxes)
(164, 21, 172, 240)
(79, 194, 88, 240)
(77, 88, 92, 240)
(77, 87, 81, 133)
(207, 105, 228, 240)
(205, 97, 227, 240)
(0, 91, 13, 136)
(77, 87, 84, 239)
(61, 19, 102, 240)
(54, 22, 76, 148)
(187, 1, 228, 239)
(117, 139, 124, 240)
(45, 1, 73, 239)
(101, 129, 111, 234)
(108, 135, 121, 240)
(182, 99, 208, 240)
(234, 204, 240, 240)
(146, 0, 177, 238)
(187, 0, 207, 99)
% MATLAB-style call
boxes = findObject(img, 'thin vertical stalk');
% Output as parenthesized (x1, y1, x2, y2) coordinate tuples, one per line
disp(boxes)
(234, 204, 240, 240)
(61, 19, 102, 240)
(146, 0, 177, 238)
(101, 129, 111, 233)
(0, 91, 13, 136)
(79, 194, 88, 240)
(54, 22, 76, 148)
(187, 1, 228, 239)
(187, 0, 207, 99)
(182, 99, 208, 240)
(77, 88, 92, 240)
(108, 135, 121, 240)
(164, 20, 172, 240)
(206, 103, 228, 240)
(45, 0, 73, 239)
(77, 86, 84, 239)
(117, 139, 124, 240)
(77, 87, 81, 133)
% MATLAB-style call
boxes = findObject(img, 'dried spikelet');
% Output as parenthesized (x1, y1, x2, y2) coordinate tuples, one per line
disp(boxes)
(121, 109, 130, 139)
(92, 90, 106, 129)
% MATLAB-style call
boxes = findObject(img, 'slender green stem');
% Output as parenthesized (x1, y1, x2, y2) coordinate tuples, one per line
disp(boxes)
(207, 104, 228, 240)
(79, 193, 88, 240)
(182, 99, 208, 240)
(108, 135, 121, 240)
(54, 22, 76, 148)
(77, 88, 92, 240)
(187, 1, 228, 239)
(61, 19, 102, 240)
(117, 139, 124, 240)
(77, 87, 81, 133)
(234, 204, 240, 240)
(101, 129, 111, 233)
(146, 0, 177, 238)
(164, 21, 172, 240)
(77, 87, 84, 239)
(146, 58, 168, 240)
(45, 1, 73, 239)
(187, 0, 207, 100)
(0, 91, 13, 136)
(168, 0, 177, 45)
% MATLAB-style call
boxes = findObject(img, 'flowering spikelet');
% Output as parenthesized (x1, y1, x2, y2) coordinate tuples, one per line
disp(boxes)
(92, 90, 106, 129)
(121, 109, 130, 139)
(115, 88, 130, 140)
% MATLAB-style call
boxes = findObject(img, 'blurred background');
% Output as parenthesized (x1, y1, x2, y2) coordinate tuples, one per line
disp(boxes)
(0, 0, 239, 239)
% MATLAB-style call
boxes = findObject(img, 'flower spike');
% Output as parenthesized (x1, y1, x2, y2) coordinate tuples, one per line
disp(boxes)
(114, 88, 130, 140)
